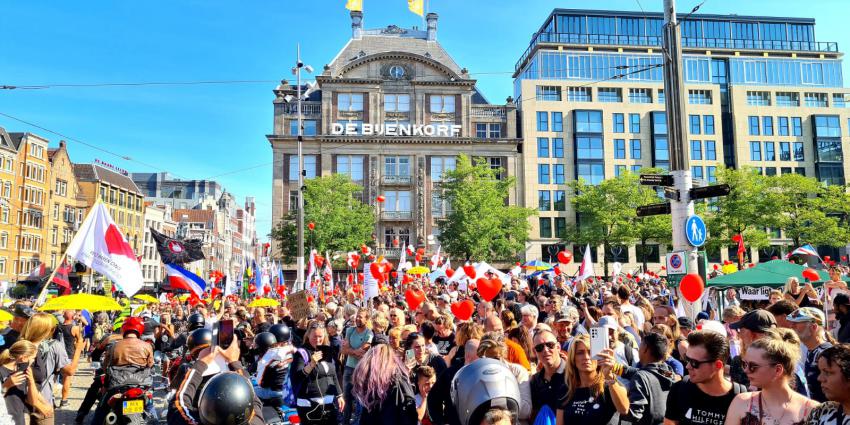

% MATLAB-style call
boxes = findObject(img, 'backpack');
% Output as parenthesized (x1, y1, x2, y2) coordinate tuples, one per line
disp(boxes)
(30, 340, 56, 387)
(282, 348, 310, 407)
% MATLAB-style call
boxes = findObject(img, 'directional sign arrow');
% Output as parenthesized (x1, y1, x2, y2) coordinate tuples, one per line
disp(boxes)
(636, 202, 672, 217)
(640, 174, 674, 186)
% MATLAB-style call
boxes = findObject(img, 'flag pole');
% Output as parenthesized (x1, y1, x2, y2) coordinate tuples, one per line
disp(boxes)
(34, 253, 68, 307)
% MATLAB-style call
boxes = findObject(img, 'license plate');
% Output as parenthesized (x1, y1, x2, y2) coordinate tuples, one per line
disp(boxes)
(123, 399, 144, 415)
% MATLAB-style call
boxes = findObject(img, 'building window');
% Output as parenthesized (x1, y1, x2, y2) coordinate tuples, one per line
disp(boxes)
(429, 95, 455, 113)
(539, 218, 552, 238)
(750, 142, 762, 161)
(816, 140, 843, 162)
(384, 156, 411, 178)
(385, 94, 410, 112)
(779, 142, 791, 161)
(577, 136, 604, 160)
(629, 113, 640, 133)
(613, 113, 625, 133)
(748, 116, 760, 135)
(383, 190, 411, 213)
(692, 166, 704, 180)
(553, 164, 565, 184)
(776, 92, 800, 107)
(536, 86, 562, 101)
(688, 90, 712, 105)
(336, 155, 364, 181)
(575, 111, 602, 133)
(538, 191, 551, 211)
(794, 142, 805, 161)
(804, 93, 828, 107)
(765, 142, 776, 161)
(554, 190, 566, 211)
(555, 218, 566, 239)
(568, 87, 592, 102)
(630, 139, 642, 159)
(552, 112, 563, 132)
(832, 94, 846, 108)
(614, 139, 626, 159)
(628, 88, 652, 104)
(488, 123, 502, 138)
(763, 117, 774, 136)
(538, 164, 550, 184)
(657, 89, 665, 104)
(552, 138, 564, 158)
(791, 117, 803, 136)
(338, 93, 364, 111)
(537, 138, 550, 158)
(779, 117, 789, 136)
(430, 157, 456, 181)
(289, 120, 317, 136)
(815, 116, 842, 137)
(746, 91, 771, 106)
(707, 166, 717, 183)
(536, 112, 549, 131)
(598, 88, 622, 103)
(488, 157, 504, 180)
(288, 155, 317, 181)
(705, 141, 717, 160)
(691, 140, 702, 160)
(476, 123, 487, 138)
(615, 165, 627, 177)
(577, 163, 604, 185)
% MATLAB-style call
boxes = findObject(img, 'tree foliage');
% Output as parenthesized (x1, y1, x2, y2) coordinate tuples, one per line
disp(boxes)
(704, 167, 775, 256)
(271, 174, 374, 263)
(765, 173, 850, 247)
(437, 155, 535, 261)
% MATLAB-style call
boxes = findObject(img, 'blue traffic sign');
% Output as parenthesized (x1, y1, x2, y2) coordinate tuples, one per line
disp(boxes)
(685, 215, 707, 247)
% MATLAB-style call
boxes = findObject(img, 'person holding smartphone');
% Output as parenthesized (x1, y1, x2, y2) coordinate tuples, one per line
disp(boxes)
(0, 340, 53, 425)
(291, 321, 344, 425)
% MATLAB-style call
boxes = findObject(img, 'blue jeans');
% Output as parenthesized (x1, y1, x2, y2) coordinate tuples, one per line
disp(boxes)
(342, 366, 362, 425)
(254, 386, 285, 402)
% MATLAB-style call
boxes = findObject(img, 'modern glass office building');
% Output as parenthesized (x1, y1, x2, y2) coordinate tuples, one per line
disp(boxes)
(514, 9, 849, 269)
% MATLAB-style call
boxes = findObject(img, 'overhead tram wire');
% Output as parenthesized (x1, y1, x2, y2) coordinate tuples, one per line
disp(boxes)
(0, 79, 278, 90)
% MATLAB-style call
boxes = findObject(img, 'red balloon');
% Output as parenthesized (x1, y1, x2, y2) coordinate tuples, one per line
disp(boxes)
(417, 248, 426, 256)
(402, 274, 413, 284)
(415, 254, 422, 263)
(478, 277, 503, 302)
(842, 256, 848, 262)
(391, 271, 399, 279)
(405, 289, 426, 311)
(802, 268, 820, 282)
(361, 245, 369, 254)
(445, 268, 455, 278)
(376, 195, 386, 203)
(825, 256, 831, 262)
(307, 295, 314, 303)
(679, 274, 705, 303)
(370, 263, 383, 279)
(553, 265, 562, 275)
(557, 250, 573, 264)
(357, 272, 364, 282)
(731, 234, 742, 243)
(713, 264, 719, 271)
(450, 299, 475, 321)
(263, 286, 271, 294)
(307, 222, 315, 231)
(392, 238, 399, 247)
(248, 284, 257, 293)
(347, 274, 354, 284)
(462, 265, 476, 280)
(626, 273, 632, 279)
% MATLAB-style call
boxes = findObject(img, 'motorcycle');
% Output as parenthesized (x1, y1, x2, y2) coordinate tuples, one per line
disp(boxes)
(102, 385, 155, 425)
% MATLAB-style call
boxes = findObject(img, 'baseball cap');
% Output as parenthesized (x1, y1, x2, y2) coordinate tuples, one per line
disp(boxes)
(13, 305, 34, 320)
(730, 309, 777, 333)
(677, 317, 695, 330)
(696, 320, 728, 338)
(786, 307, 825, 326)
(553, 312, 572, 323)
(834, 293, 850, 307)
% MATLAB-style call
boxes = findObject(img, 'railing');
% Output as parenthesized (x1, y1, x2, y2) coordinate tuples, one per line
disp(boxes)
(381, 211, 412, 220)
(515, 32, 840, 72)
(382, 175, 412, 185)
(381, 248, 402, 259)
(471, 106, 508, 119)
(280, 102, 322, 116)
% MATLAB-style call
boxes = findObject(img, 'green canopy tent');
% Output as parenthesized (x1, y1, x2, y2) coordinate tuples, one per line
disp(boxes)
(706, 259, 834, 289)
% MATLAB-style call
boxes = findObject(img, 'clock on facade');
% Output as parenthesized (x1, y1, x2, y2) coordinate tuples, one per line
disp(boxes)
(389, 65, 405, 79)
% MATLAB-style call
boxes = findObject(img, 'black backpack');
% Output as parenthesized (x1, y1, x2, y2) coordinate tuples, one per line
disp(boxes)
(30, 340, 56, 388)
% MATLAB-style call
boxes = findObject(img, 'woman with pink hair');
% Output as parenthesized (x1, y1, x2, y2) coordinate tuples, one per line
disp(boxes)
(352, 343, 418, 425)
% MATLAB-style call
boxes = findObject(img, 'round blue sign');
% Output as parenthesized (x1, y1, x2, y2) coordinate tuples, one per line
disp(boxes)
(685, 215, 707, 247)
(670, 254, 682, 269)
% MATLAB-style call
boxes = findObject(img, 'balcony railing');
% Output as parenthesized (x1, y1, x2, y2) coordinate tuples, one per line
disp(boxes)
(382, 175, 412, 185)
(516, 32, 840, 72)
(381, 248, 402, 259)
(471, 106, 508, 119)
(280, 102, 322, 116)
(381, 211, 412, 220)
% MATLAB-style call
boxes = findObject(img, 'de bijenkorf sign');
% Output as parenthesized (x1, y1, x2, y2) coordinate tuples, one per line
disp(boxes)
(685, 215, 707, 247)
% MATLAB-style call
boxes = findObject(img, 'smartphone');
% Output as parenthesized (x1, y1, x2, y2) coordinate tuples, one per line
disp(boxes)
(15, 362, 27, 373)
(589, 326, 609, 360)
(218, 320, 234, 349)
(318, 345, 333, 361)
(405, 349, 415, 364)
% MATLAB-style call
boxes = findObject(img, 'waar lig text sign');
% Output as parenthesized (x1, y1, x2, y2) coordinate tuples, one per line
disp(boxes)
(331, 123, 462, 137)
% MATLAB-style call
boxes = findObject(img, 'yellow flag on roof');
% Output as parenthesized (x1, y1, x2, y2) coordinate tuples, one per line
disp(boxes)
(345, 0, 363, 11)
(408, 0, 423, 16)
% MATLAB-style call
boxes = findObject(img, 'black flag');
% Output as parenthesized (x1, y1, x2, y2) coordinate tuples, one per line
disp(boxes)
(150, 227, 205, 264)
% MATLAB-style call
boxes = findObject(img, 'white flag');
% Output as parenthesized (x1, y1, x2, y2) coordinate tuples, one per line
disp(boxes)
(363, 261, 379, 300)
(66, 202, 144, 297)
(576, 244, 595, 282)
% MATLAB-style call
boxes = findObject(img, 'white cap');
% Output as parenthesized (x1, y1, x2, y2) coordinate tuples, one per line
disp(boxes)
(696, 320, 727, 338)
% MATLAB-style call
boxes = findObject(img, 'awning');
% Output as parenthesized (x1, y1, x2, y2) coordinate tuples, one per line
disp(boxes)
(706, 260, 841, 288)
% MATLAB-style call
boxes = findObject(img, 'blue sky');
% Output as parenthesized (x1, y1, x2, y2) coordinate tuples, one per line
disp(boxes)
(1, 0, 848, 241)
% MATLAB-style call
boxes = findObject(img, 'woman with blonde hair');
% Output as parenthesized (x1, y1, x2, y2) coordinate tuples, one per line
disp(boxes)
(353, 343, 417, 425)
(444, 321, 484, 367)
(556, 334, 629, 425)
(0, 340, 53, 424)
(290, 320, 344, 424)
(20, 313, 69, 411)
(724, 328, 819, 425)
(784, 276, 816, 308)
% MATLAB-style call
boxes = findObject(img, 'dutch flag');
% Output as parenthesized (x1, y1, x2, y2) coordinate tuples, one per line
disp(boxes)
(787, 244, 822, 261)
(165, 263, 207, 297)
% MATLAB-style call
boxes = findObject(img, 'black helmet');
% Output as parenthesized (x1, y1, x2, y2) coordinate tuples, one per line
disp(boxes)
(452, 358, 520, 425)
(188, 313, 206, 331)
(268, 324, 291, 344)
(254, 332, 277, 354)
(187, 328, 213, 353)
(198, 372, 256, 425)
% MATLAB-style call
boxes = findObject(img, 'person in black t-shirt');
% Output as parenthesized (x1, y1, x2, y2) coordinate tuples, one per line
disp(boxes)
(530, 330, 568, 420)
(665, 331, 745, 425)
(558, 334, 628, 425)
(431, 314, 455, 357)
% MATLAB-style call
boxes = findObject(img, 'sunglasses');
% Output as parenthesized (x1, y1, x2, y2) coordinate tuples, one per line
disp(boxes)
(308, 322, 326, 330)
(683, 355, 715, 369)
(741, 360, 777, 373)
(534, 341, 558, 353)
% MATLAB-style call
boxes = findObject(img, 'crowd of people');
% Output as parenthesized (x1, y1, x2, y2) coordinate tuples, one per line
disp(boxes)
(1, 265, 850, 425)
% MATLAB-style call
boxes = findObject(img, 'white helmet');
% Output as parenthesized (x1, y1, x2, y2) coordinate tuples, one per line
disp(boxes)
(451, 358, 520, 425)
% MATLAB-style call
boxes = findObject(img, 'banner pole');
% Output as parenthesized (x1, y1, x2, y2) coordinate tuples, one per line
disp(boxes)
(34, 253, 68, 307)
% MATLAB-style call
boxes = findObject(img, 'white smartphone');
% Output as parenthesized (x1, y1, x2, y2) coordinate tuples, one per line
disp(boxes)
(589, 326, 609, 359)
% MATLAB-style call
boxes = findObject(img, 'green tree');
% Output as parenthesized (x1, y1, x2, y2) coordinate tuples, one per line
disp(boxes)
(768, 174, 850, 248)
(436, 155, 535, 261)
(704, 166, 775, 262)
(271, 174, 374, 263)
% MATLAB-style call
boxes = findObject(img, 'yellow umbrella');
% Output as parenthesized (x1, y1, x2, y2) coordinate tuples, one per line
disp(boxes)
(406, 266, 431, 275)
(177, 294, 191, 301)
(0, 309, 12, 322)
(38, 294, 123, 312)
(248, 298, 280, 308)
(133, 294, 159, 304)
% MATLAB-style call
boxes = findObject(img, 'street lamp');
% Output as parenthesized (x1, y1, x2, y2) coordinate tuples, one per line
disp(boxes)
(286, 44, 319, 291)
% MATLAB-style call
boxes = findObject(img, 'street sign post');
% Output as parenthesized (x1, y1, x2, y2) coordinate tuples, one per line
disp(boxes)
(637, 203, 672, 217)
(640, 174, 674, 186)
(664, 187, 680, 202)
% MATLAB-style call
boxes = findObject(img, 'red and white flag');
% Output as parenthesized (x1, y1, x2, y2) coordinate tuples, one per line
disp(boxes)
(26, 262, 46, 280)
(52, 259, 71, 295)
(577, 244, 595, 282)
(66, 202, 144, 297)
